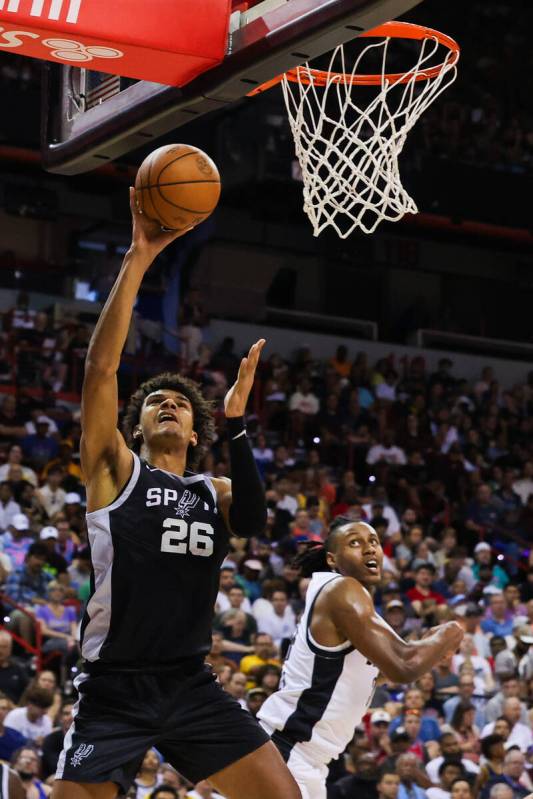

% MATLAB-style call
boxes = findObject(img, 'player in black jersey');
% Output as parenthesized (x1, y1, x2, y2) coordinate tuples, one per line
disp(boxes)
(51, 190, 301, 799)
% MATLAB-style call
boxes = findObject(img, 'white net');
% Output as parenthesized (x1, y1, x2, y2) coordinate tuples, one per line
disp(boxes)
(281, 31, 459, 237)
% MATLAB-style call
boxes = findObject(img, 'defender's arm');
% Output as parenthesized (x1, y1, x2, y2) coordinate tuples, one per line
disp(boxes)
(329, 578, 464, 683)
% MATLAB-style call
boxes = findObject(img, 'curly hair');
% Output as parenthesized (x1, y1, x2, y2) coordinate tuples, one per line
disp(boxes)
(121, 372, 215, 471)
(292, 515, 356, 576)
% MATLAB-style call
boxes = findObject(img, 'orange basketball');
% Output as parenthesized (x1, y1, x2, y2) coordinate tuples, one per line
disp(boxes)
(134, 144, 221, 231)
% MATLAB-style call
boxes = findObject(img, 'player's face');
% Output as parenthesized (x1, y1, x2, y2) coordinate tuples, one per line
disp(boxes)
(327, 523, 383, 586)
(139, 390, 197, 452)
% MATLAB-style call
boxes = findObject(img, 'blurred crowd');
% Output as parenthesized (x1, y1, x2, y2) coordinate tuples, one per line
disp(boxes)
(0, 318, 530, 796)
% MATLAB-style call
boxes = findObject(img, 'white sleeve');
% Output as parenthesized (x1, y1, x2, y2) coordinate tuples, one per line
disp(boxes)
(366, 446, 380, 465)
(4, 709, 22, 733)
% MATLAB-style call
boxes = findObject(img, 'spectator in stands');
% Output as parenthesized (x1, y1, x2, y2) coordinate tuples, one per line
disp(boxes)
(396, 752, 429, 799)
(513, 462, 533, 506)
(35, 581, 77, 659)
(216, 565, 244, 613)
(208, 632, 236, 674)
(0, 445, 37, 486)
(406, 564, 446, 621)
(10, 745, 51, 798)
(66, 545, 91, 600)
(366, 430, 407, 466)
(477, 734, 506, 796)
(246, 686, 268, 718)
(0, 395, 27, 444)
(472, 544, 509, 590)
(426, 732, 480, 784)
(464, 485, 502, 539)
(35, 465, 66, 521)
(149, 786, 180, 799)
(42, 440, 82, 486)
(403, 709, 426, 760)
(224, 672, 247, 709)
(239, 633, 281, 683)
(0, 690, 26, 761)
(1, 512, 33, 568)
(235, 559, 263, 602)
(382, 600, 410, 638)
(38, 526, 68, 578)
(0, 631, 28, 704)
(452, 635, 494, 694)
(327, 751, 380, 799)
(503, 585, 527, 619)
(53, 516, 81, 563)
(5, 543, 51, 642)
(458, 603, 490, 658)
(482, 594, 515, 637)
(330, 345, 352, 379)
(133, 748, 162, 798)
(0, 482, 21, 532)
(4, 687, 53, 745)
(289, 378, 320, 437)
(376, 772, 400, 799)
(215, 585, 255, 629)
(427, 762, 467, 799)
(252, 433, 274, 477)
(444, 674, 486, 729)
(214, 609, 255, 658)
(255, 663, 281, 697)
(41, 700, 73, 779)
(485, 750, 531, 799)
(481, 701, 533, 752)
(390, 689, 441, 742)
(433, 652, 460, 696)
(485, 677, 530, 725)
(450, 781, 473, 799)
(21, 418, 58, 471)
(254, 588, 296, 647)
(450, 702, 481, 762)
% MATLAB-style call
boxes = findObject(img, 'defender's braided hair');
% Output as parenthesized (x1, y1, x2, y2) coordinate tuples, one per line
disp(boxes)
(293, 516, 355, 576)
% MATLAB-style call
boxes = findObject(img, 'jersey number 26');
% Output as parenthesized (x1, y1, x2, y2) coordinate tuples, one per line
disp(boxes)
(161, 518, 214, 557)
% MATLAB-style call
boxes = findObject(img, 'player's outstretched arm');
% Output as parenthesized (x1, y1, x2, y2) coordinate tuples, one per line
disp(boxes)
(81, 188, 192, 484)
(215, 339, 267, 537)
(329, 578, 464, 684)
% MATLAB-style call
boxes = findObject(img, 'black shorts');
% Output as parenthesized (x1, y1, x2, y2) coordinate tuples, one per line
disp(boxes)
(55, 663, 269, 794)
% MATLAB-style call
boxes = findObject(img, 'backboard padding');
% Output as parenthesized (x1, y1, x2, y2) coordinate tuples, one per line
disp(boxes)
(41, 0, 423, 174)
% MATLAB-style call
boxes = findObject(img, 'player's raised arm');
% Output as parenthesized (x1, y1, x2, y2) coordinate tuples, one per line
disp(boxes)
(329, 579, 464, 684)
(81, 188, 191, 484)
(214, 339, 267, 537)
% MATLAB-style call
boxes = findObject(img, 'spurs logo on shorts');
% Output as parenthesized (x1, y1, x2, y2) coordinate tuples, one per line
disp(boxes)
(70, 744, 94, 767)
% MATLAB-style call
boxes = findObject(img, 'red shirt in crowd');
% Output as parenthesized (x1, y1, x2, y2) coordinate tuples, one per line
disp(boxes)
(406, 587, 446, 605)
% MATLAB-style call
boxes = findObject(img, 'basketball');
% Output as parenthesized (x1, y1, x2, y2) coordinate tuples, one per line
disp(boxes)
(134, 144, 221, 231)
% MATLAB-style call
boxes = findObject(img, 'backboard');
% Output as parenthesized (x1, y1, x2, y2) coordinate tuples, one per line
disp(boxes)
(41, 0, 423, 175)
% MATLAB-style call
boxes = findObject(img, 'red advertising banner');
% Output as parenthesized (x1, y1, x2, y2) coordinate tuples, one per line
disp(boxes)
(0, 0, 231, 85)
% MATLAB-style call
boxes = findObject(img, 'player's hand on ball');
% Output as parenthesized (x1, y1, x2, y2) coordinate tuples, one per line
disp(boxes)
(224, 339, 266, 418)
(129, 187, 192, 264)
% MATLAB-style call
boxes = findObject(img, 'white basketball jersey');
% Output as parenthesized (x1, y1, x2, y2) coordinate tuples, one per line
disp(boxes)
(258, 571, 379, 765)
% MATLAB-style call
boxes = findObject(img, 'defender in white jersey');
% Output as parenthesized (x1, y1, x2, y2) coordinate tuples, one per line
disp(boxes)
(259, 519, 464, 799)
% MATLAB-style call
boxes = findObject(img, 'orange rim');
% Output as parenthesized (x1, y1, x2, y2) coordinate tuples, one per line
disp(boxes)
(248, 21, 460, 95)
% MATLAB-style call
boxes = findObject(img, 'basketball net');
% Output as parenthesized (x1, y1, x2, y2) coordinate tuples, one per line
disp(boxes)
(276, 24, 459, 237)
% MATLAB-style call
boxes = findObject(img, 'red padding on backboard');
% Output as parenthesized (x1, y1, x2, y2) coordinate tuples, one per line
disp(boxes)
(0, 0, 232, 86)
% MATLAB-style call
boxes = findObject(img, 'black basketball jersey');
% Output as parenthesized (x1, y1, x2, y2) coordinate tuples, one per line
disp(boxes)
(80, 452, 230, 668)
